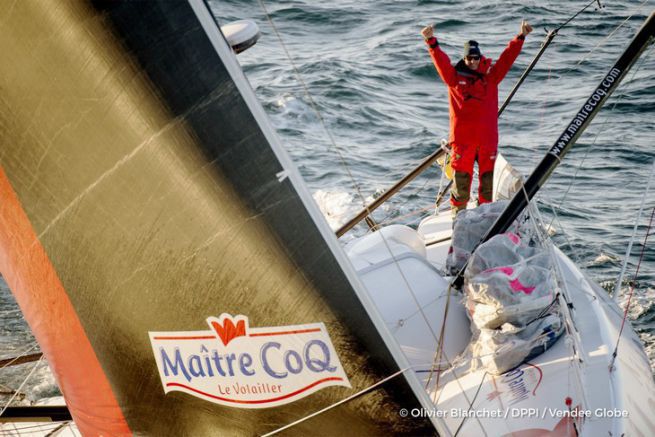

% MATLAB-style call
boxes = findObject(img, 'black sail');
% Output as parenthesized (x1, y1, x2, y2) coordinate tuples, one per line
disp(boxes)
(0, 0, 433, 435)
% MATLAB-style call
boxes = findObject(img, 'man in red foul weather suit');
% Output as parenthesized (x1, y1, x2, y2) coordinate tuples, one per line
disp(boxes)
(421, 21, 532, 217)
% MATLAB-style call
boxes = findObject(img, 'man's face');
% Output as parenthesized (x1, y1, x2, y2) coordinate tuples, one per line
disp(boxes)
(465, 55, 480, 70)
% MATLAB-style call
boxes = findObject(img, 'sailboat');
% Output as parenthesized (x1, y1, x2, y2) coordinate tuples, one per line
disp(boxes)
(1, 1, 654, 436)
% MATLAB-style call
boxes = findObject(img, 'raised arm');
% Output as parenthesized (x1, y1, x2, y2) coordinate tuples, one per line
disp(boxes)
(421, 25, 458, 87)
(490, 20, 533, 84)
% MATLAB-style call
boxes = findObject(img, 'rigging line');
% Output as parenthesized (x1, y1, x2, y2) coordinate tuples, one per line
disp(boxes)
(530, 201, 587, 344)
(572, 0, 651, 71)
(549, 201, 580, 253)
(350, 195, 468, 428)
(387, 292, 447, 333)
(556, 295, 588, 408)
(565, 341, 579, 436)
(453, 372, 489, 437)
(261, 367, 407, 436)
(424, 297, 487, 435)
(362, 144, 450, 232)
(256, 2, 451, 373)
(256, 0, 372, 214)
(0, 355, 44, 418)
(426, 331, 558, 366)
(613, 159, 655, 300)
(259, 0, 452, 238)
(609, 204, 655, 371)
(523, 192, 583, 323)
(44, 421, 73, 437)
(504, 61, 554, 165)
(375, 204, 440, 230)
(0, 422, 71, 434)
(551, 272, 591, 404)
(428, 237, 491, 396)
(541, 202, 618, 304)
(540, 208, 589, 400)
(420, 290, 488, 434)
(554, 0, 602, 33)
(369, 237, 442, 345)
(0, 344, 39, 370)
(499, 0, 604, 117)
(427, 169, 530, 409)
(426, 283, 453, 391)
(375, 169, 435, 228)
(544, 39, 654, 257)
(513, 0, 652, 163)
(524, 295, 560, 326)
(393, 151, 447, 184)
(525, 60, 554, 163)
(545, 200, 585, 267)
(255, 6, 461, 414)
(434, 143, 453, 212)
(376, 143, 453, 226)
(511, 182, 588, 375)
(352, 194, 459, 406)
(435, 180, 454, 212)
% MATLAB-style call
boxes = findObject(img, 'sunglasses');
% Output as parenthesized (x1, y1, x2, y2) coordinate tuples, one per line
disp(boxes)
(466, 55, 480, 61)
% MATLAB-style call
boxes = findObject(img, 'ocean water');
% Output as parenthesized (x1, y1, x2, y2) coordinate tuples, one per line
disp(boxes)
(1, 0, 654, 406)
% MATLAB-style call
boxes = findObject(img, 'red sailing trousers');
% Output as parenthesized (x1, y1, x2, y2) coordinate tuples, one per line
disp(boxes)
(450, 142, 496, 212)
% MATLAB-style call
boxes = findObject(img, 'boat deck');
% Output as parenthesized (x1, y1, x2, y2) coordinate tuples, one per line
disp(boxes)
(346, 210, 655, 436)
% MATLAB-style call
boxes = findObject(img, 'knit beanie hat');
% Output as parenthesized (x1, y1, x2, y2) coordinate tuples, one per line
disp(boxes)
(463, 40, 481, 57)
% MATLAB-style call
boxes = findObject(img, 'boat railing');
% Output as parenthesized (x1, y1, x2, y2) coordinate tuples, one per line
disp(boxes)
(335, 147, 447, 238)
(525, 201, 590, 420)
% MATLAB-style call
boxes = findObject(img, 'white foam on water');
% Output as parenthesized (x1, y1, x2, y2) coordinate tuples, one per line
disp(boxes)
(590, 252, 620, 266)
(312, 189, 356, 231)
(543, 223, 557, 237)
(643, 332, 655, 375)
(270, 93, 316, 124)
(619, 286, 655, 321)
(617, 286, 655, 374)
(0, 360, 59, 407)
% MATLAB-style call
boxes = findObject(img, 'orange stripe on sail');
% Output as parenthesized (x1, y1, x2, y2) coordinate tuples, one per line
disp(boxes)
(0, 167, 131, 435)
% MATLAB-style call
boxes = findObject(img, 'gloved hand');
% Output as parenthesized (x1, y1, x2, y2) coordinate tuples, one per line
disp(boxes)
(421, 25, 434, 40)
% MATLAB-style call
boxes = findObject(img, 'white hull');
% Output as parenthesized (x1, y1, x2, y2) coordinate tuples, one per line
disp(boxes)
(346, 206, 655, 436)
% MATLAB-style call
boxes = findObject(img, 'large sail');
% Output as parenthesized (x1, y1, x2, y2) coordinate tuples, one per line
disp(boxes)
(0, 1, 433, 434)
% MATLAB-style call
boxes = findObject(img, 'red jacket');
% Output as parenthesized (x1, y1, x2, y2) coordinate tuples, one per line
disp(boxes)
(427, 36, 524, 147)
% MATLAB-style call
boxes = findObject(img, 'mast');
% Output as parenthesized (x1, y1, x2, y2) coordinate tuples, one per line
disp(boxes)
(453, 10, 655, 287)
